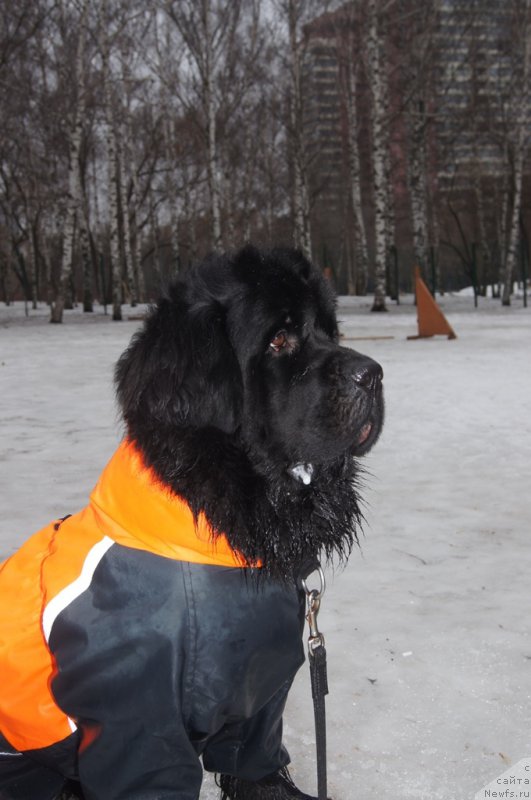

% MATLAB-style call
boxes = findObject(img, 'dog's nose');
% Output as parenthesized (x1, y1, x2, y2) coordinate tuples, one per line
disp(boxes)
(353, 360, 383, 389)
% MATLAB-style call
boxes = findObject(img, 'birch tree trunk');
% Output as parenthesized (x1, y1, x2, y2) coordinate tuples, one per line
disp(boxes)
(117, 132, 137, 306)
(117, 51, 139, 304)
(502, 3, 530, 306)
(89, 154, 103, 302)
(366, 0, 388, 311)
(100, 3, 122, 321)
(121, 111, 144, 302)
(167, 0, 224, 252)
(50, 0, 87, 323)
(288, 0, 311, 259)
(379, 12, 395, 256)
(203, 0, 222, 252)
(156, 16, 181, 275)
(50, 194, 76, 322)
(407, 97, 429, 273)
(346, 60, 369, 295)
(502, 147, 525, 305)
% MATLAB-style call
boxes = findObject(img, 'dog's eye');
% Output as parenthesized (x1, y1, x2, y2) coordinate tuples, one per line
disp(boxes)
(269, 330, 288, 352)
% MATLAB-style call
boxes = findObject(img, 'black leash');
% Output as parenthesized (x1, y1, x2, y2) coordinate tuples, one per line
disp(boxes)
(301, 565, 329, 800)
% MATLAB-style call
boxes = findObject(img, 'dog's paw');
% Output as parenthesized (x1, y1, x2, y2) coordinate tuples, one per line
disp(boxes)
(217, 766, 332, 799)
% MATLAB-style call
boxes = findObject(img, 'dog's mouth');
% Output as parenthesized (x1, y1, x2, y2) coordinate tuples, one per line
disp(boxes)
(356, 422, 372, 446)
(285, 384, 384, 483)
(351, 381, 385, 456)
(351, 410, 383, 456)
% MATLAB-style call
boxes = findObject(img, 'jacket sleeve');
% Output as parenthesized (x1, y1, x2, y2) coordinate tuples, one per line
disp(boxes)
(48, 548, 203, 800)
(75, 715, 202, 800)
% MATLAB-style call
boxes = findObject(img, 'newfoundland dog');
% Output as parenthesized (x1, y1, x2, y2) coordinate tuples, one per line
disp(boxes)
(0, 246, 383, 800)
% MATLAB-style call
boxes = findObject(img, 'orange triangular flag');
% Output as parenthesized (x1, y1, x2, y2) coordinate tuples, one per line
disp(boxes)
(407, 267, 457, 340)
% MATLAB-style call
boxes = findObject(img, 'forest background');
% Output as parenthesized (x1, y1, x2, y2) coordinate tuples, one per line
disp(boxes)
(1, 0, 530, 322)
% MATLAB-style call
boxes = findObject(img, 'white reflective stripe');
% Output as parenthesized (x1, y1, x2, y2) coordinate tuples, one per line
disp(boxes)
(0, 751, 23, 757)
(42, 536, 114, 642)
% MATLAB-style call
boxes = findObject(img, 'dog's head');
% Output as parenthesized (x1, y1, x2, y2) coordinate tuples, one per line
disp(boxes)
(116, 246, 384, 482)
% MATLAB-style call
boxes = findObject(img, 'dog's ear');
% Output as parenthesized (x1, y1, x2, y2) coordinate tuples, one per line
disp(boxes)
(115, 281, 242, 435)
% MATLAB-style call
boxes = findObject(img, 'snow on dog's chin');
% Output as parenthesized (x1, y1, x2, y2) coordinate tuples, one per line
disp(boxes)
(288, 426, 373, 484)
(289, 463, 314, 485)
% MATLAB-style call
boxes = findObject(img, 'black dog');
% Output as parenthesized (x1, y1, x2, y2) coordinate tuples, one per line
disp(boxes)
(0, 246, 383, 800)
(116, 245, 384, 580)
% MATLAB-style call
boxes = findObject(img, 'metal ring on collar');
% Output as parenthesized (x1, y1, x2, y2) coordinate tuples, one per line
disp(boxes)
(301, 565, 326, 601)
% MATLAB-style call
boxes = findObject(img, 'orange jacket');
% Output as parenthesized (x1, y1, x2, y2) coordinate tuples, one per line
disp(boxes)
(0, 440, 250, 754)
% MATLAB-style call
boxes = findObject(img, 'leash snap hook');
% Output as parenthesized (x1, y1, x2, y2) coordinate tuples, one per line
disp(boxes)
(301, 566, 326, 657)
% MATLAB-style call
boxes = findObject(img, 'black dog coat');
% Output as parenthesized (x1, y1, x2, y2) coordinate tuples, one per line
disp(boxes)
(0, 441, 305, 799)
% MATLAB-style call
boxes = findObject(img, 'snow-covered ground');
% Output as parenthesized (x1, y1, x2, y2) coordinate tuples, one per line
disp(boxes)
(1, 293, 530, 800)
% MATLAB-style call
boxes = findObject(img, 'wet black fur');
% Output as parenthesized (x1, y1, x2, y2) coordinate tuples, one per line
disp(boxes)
(115, 245, 384, 580)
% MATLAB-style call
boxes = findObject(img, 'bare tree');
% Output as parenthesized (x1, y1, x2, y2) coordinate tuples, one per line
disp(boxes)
(392, 1, 440, 278)
(460, 0, 531, 304)
(366, 0, 389, 311)
(286, 0, 312, 257)
(166, 0, 243, 252)
(163, 0, 264, 255)
(1, 0, 64, 308)
(0, 0, 47, 74)
(255, 90, 288, 245)
(345, 56, 370, 294)
(269, 0, 326, 259)
(51, 0, 89, 323)
(3, 0, 530, 309)
(98, 0, 123, 320)
(500, 0, 531, 305)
